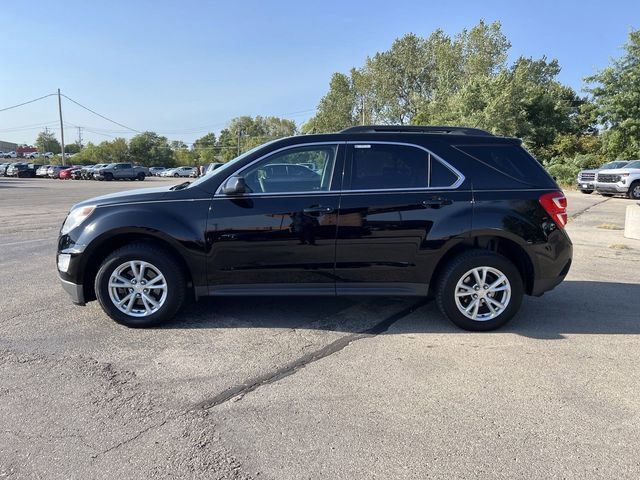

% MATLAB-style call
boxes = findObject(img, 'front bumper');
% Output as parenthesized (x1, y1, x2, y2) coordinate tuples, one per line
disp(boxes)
(58, 275, 85, 305)
(576, 181, 595, 190)
(595, 182, 627, 194)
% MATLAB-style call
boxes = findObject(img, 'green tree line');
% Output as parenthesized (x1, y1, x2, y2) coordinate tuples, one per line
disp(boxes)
(37, 21, 639, 185)
(303, 21, 640, 184)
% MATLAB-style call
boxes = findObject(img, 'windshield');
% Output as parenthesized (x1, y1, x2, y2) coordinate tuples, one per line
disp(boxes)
(601, 161, 628, 169)
(188, 140, 280, 189)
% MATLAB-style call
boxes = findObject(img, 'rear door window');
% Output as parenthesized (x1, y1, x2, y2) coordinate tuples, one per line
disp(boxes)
(453, 144, 551, 186)
(348, 143, 459, 190)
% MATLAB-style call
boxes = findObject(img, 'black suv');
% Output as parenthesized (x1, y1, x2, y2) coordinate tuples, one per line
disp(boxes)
(57, 126, 572, 331)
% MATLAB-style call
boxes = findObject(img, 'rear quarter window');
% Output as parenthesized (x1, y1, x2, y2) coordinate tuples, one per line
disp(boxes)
(453, 144, 554, 187)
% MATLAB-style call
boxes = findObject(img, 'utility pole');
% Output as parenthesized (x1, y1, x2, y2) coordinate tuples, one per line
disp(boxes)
(57, 88, 66, 166)
(361, 97, 365, 125)
(77, 126, 83, 149)
(237, 128, 242, 157)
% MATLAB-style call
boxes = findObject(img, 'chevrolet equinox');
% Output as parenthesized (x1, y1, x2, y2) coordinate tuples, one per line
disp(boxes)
(57, 126, 572, 331)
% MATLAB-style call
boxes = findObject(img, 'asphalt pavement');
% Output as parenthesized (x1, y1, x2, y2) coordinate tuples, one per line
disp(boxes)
(1, 177, 639, 479)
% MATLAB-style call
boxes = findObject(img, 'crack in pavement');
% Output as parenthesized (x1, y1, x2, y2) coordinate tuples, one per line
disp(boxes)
(569, 197, 611, 220)
(90, 419, 168, 459)
(194, 299, 429, 410)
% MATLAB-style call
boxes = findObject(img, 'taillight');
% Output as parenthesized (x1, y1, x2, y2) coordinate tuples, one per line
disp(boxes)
(539, 191, 568, 229)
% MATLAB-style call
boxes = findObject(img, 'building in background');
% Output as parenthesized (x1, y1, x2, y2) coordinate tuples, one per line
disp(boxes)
(0, 140, 18, 153)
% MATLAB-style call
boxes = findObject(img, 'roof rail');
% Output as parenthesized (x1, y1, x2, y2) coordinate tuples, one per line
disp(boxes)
(339, 125, 494, 136)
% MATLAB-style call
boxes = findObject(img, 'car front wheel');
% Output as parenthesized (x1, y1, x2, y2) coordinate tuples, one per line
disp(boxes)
(436, 250, 524, 331)
(94, 243, 186, 327)
(628, 181, 640, 200)
(580, 190, 593, 194)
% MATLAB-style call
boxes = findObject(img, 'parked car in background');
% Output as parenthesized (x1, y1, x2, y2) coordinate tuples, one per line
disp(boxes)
(205, 162, 224, 175)
(170, 166, 197, 177)
(159, 168, 176, 177)
(57, 125, 572, 331)
(5, 162, 24, 177)
(25, 152, 40, 159)
(0, 162, 10, 176)
(41, 152, 54, 159)
(48, 165, 66, 178)
(3, 151, 17, 159)
(36, 165, 51, 177)
(94, 163, 149, 181)
(149, 167, 166, 176)
(576, 160, 629, 194)
(595, 160, 640, 199)
(70, 168, 84, 180)
(8, 163, 42, 178)
(80, 163, 106, 179)
(59, 166, 81, 180)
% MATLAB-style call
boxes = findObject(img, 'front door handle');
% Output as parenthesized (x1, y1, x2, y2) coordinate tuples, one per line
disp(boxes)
(303, 205, 334, 214)
(421, 197, 453, 208)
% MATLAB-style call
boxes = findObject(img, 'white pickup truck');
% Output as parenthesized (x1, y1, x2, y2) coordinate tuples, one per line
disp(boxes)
(595, 159, 640, 199)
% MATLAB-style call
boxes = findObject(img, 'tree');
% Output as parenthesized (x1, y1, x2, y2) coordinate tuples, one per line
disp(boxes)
(193, 132, 220, 164)
(217, 116, 297, 162)
(301, 73, 355, 133)
(129, 131, 174, 167)
(586, 29, 640, 159)
(35, 130, 61, 154)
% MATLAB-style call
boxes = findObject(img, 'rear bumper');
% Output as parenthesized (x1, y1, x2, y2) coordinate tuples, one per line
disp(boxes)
(58, 275, 85, 305)
(529, 230, 573, 297)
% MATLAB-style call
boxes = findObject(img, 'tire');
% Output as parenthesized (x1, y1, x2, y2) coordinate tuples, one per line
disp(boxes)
(436, 250, 524, 331)
(104, 173, 113, 181)
(628, 181, 640, 200)
(137, 172, 145, 181)
(94, 243, 186, 327)
(174, 173, 180, 177)
(580, 190, 593, 194)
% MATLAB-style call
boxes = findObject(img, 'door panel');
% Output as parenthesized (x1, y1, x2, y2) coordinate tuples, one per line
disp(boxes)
(205, 143, 344, 291)
(206, 194, 340, 288)
(334, 143, 472, 291)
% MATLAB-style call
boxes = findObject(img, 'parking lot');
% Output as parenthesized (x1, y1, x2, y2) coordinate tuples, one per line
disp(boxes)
(1, 176, 639, 479)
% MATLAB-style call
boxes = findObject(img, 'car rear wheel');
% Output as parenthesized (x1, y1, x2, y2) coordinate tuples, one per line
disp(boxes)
(94, 243, 186, 327)
(137, 172, 145, 181)
(628, 182, 640, 200)
(436, 250, 523, 331)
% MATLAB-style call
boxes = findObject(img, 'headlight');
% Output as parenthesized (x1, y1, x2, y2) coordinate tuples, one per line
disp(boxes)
(61, 205, 96, 235)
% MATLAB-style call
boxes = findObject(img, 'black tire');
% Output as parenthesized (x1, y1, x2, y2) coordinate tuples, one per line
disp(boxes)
(436, 250, 524, 331)
(580, 190, 593, 194)
(174, 173, 180, 177)
(104, 173, 113, 181)
(628, 181, 640, 200)
(137, 172, 145, 181)
(94, 243, 186, 327)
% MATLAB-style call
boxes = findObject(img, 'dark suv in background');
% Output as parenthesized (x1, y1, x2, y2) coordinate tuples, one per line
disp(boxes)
(57, 125, 572, 331)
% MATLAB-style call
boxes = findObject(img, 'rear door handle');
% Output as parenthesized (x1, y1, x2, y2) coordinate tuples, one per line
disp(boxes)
(303, 205, 334, 214)
(421, 197, 453, 208)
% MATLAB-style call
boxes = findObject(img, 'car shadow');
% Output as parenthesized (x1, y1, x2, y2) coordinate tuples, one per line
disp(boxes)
(165, 280, 640, 339)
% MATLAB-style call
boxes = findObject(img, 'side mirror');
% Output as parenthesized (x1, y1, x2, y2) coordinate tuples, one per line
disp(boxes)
(222, 175, 248, 195)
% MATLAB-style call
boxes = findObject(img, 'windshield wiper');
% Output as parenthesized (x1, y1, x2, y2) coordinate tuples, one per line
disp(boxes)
(170, 181, 191, 191)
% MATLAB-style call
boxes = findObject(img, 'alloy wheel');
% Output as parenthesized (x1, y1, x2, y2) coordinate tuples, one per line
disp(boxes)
(107, 260, 168, 317)
(454, 266, 511, 321)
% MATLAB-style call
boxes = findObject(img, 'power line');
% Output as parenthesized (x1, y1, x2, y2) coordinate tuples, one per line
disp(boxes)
(60, 93, 142, 134)
(0, 93, 56, 113)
